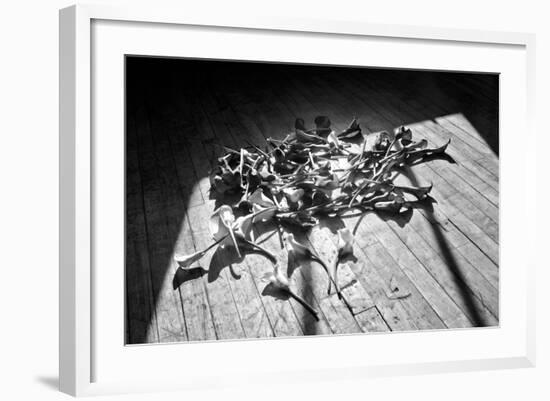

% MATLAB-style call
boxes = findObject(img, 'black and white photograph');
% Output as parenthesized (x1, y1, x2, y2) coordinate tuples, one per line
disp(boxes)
(125, 57, 499, 345)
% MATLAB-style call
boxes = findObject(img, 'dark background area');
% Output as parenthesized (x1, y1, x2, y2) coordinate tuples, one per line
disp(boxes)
(127, 57, 498, 153)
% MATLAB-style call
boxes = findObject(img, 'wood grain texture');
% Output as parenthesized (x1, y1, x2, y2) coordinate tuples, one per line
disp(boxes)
(125, 59, 499, 344)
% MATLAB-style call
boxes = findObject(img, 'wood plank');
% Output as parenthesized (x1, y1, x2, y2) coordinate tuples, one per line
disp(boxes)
(388, 187, 499, 316)
(317, 215, 420, 332)
(368, 70, 498, 140)
(406, 126, 499, 222)
(315, 73, 499, 258)
(133, 101, 189, 343)
(377, 213, 498, 326)
(356, 212, 474, 329)
(338, 264, 376, 315)
(354, 307, 391, 333)
(436, 114, 495, 154)
(126, 114, 160, 344)
(141, 97, 221, 342)
(358, 234, 446, 330)
(403, 162, 499, 264)
(326, 70, 500, 189)
(300, 227, 369, 334)
(361, 72, 499, 176)
(400, 140, 499, 244)
(282, 70, 359, 132)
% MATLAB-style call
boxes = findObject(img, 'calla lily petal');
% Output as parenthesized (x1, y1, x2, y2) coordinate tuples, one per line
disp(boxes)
(263, 263, 290, 290)
(262, 264, 319, 320)
(284, 233, 312, 260)
(282, 187, 305, 203)
(174, 250, 208, 269)
(210, 205, 241, 257)
(337, 228, 354, 258)
(338, 118, 362, 139)
(174, 235, 228, 269)
(327, 131, 341, 148)
(248, 188, 275, 208)
(210, 205, 235, 240)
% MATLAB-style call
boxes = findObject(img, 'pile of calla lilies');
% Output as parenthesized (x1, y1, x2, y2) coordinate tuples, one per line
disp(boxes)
(175, 116, 450, 320)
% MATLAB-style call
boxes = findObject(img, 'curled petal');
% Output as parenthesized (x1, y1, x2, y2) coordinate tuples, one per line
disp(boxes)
(314, 115, 332, 135)
(210, 205, 240, 257)
(396, 184, 433, 200)
(374, 196, 405, 213)
(248, 188, 275, 208)
(394, 125, 412, 143)
(234, 207, 277, 240)
(327, 131, 341, 148)
(233, 214, 255, 240)
(210, 205, 235, 236)
(282, 187, 305, 203)
(263, 264, 290, 290)
(294, 129, 325, 144)
(314, 173, 339, 188)
(295, 118, 307, 132)
(338, 118, 362, 139)
(174, 235, 227, 269)
(374, 131, 391, 152)
(173, 250, 208, 269)
(337, 228, 354, 258)
(284, 233, 312, 260)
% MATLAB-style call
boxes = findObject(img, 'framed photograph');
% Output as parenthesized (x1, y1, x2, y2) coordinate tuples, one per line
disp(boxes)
(59, 4, 536, 396)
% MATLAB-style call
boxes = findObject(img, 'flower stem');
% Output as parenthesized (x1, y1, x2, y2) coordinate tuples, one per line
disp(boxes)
(286, 289, 319, 321)
(311, 255, 347, 303)
(241, 238, 277, 264)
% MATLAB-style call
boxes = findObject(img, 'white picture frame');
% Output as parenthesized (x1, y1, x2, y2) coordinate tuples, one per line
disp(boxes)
(59, 3, 536, 397)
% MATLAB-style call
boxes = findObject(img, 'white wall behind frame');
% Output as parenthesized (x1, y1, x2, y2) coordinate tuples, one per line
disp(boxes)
(0, 1, 548, 401)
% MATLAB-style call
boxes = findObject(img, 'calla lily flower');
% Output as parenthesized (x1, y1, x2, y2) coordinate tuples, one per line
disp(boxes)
(173, 235, 227, 270)
(374, 196, 406, 213)
(263, 263, 290, 290)
(284, 233, 343, 299)
(262, 263, 319, 320)
(294, 129, 325, 144)
(233, 206, 277, 241)
(327, 131, 341, 148)
(394, 125, 412, 143)
(314, 174, 339, 190)
(374, 131, 391, 152)
(284, 233, 314, 260)
(210, 205, 241, 257)
(337, 228, 354, 259)
(314, 115, 332, 136)
(331, 228, 355, 299)
(248, 188, 275, 208)
(295, 118, 307, 132)
(395, 184, 433, 200)
(405, 139, 450, 164)
(338, 118, 362, 139)
(282, 187, 305, 203)
(210, 205, 278, 263)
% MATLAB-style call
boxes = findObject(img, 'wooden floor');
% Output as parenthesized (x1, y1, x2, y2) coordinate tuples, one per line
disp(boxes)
(125, 58, 499, 344)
